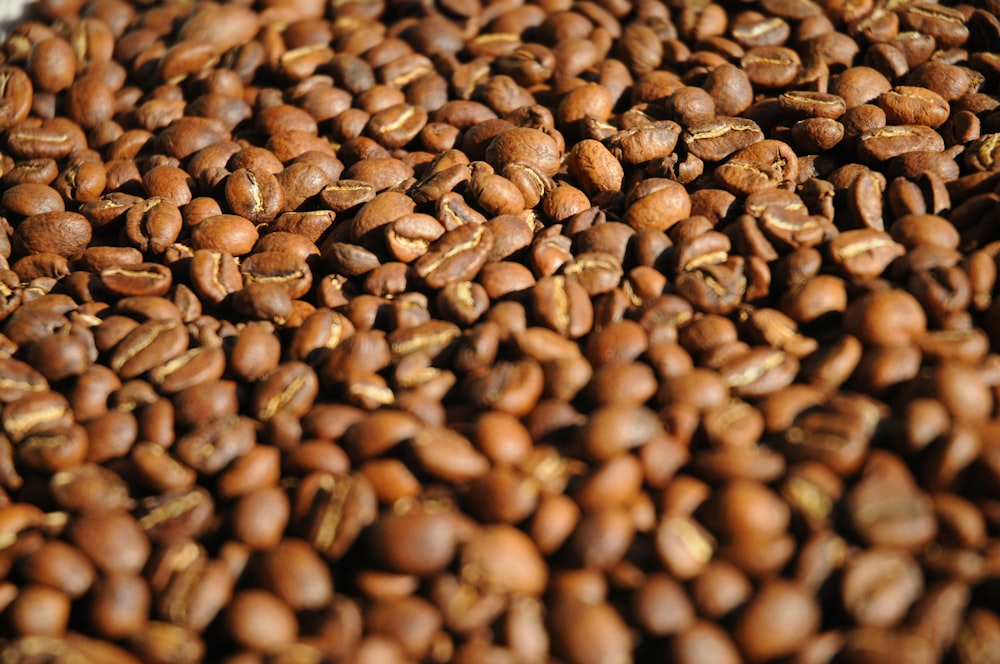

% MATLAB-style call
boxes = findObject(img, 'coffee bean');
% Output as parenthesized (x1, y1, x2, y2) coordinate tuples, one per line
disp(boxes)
(20, 539, 96, 599)
(843, 288, 927, 346)
(128, 622, 205, 664)
(732, 579, 821, 661)
(548, 598, 632, 664)
(842, 548, 925, 627)
(485, 126, 562, 177)
(68, 510, 150, 575)
(846, 451, 937, 551)
(607, 121, 682, 164)
(715, 139, 799, 195)
(225, 589, 299, 653)
(414, 223, 493, 289)
(225, 167, 283, 223)
(858, 124, 946, 162)
(742, 46, 802, 88)
(256, 537, 333, 611)
(684, 117, 765, 162)
(13, 211, 92, 258)
(623, 178, 692, 232)
(189, 214, 258, 255)
(672, 620, 742, 664)
(778, 91, 847, 119)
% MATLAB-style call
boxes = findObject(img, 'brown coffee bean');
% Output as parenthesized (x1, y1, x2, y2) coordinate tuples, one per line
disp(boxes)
(672, 620, 742, 664)
(189, 214, 258, 255)
(858, 124, 945, 162)
(173, 413, 254, 474)
(732, 579, 821, 662)
(128, 622, 205, 664)
(2, 389, 73, 444)
(2, 183, 64, 218)
(842, 548, 924, 628)
(485, 126, 562, 177)
(20, 539, 96, 599)
(108, 318, 188, 379)
(8, 583, 72, 637)
(257, 538, 333, 611)
(226, 589, 298, 653)
(899, 3, 968, 47)
(700, 60, 753, 114)
(274, 162, 328, 212)
(414, 223, 494, 289)
(829, 229, 906, 280)
(878, 86, 950, 128)
(2, 157, 59, 188)
(468, 170, 525, 216)
(240, 251, 312, 300)
(778, 90, 847, 119)
(531, 275, 593, 339)
(188, 250, 242, 305)
(294, 471, 377, 560)
(684, 117, 765, 162)
(689, 559, 753, 620)
(68, 510, 150, 575)
(548, 598, 632, 664)
(843, 288, 927, 346)
(715, 139, 799, 195)
(7, 118, 86, 159)
(566, 139, 623, 206)
(742, 46, 802, 88)
(228, 281, 294, 324)
(158, 117, 230, 160)
(366, 102, 428, 149)
(365, 499, 455, 575)
(607, 121, 682, 164)
(121, 198, 181, 254)
(13, 211, 92, 258)
(846, 451, 937, 551)
(89, 573, 151, 640)
(674, 258, 747, 315)
(225, 167, 283, 223)
(230, 485, 290, 551)
(130, 442, 196, 493)
(832, 66, 892, 108)
(98, 262, 172, 297)
(459, 523, 547, 596)
(138, 486, 215, 544)
(623, 178, 692, 232)
(464, 357, 544, 417)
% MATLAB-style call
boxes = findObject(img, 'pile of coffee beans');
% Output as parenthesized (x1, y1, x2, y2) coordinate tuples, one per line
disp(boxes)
(0, 0, 999, 661)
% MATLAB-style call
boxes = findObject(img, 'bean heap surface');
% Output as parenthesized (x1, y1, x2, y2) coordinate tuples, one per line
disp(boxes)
(0, 0, 999, 662)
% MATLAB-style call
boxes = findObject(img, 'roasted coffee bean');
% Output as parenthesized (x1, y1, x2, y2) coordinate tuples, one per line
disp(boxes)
(715, 139, 799, 195)
(89, 573, 151, 639)
(732, 579, 821, 661)
(841, 548, 924, 628)
(623, 178, 692, 232)
(224, 167, 283, 223)
(68, 510, 150, 575)
(225, 589, 298, 653)
(843, 288, 927, 346)
(414, 223, 493, 289)
(20, 539, 96, 599)
(566, 139, 623, 206)
(858, 124, 946, 162)
(684, 117, 765, 163)
(13, 211, 92, 258)
(108, 318, 188, 379)
(742, 46, 802, 88)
